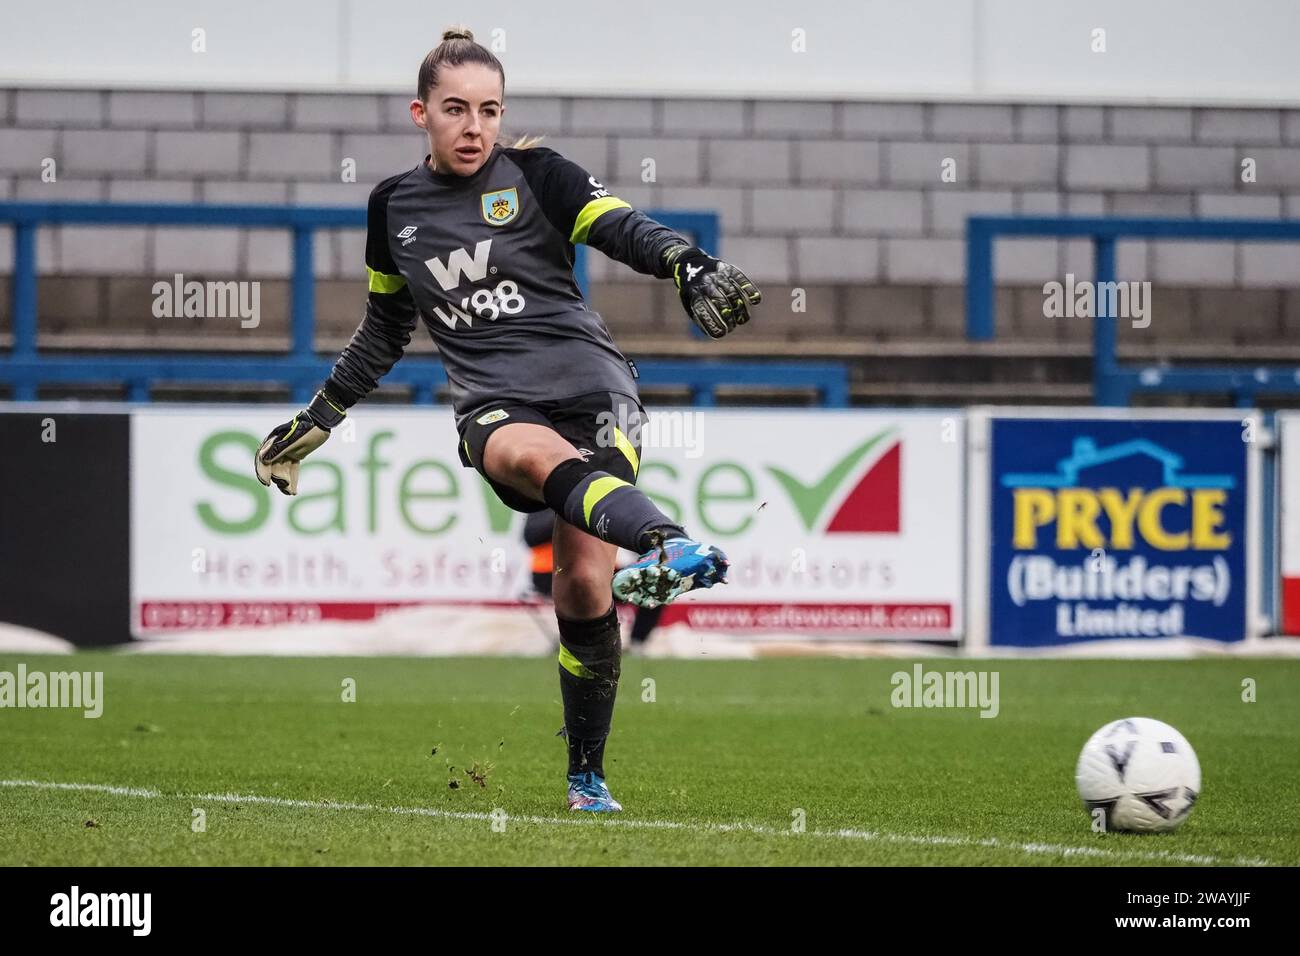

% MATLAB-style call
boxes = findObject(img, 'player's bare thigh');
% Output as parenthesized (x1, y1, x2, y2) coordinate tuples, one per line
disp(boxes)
(481, 421, 581, 500)
(481, 422, 618, 618)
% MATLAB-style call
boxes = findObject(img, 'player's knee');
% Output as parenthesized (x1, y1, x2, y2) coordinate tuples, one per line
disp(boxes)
(554, 563, 614, 618)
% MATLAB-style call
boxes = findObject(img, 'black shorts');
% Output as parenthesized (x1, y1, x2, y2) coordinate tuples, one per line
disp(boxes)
(457, 391, 646, 514)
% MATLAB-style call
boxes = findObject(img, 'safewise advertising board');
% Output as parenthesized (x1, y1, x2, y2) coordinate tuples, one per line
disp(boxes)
(1278, 413, 1300, 635)
(130, 406, 964, 638)
(966, 409, 1261, 649)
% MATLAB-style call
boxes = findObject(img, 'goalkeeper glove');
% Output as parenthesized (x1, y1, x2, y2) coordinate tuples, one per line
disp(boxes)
(255, 389, 346, 496)
(662, 244, 762, 339)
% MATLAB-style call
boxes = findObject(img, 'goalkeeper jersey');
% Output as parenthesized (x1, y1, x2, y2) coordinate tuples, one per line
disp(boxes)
(323, 143, 688, 430)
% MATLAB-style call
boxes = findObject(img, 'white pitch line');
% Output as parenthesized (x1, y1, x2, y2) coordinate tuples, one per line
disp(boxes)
(1, 779, 163, 799)
(0, 778, 1278, 867)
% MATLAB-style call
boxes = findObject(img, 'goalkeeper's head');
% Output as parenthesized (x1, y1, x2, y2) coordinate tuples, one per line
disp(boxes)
(409, 26, 543, 178)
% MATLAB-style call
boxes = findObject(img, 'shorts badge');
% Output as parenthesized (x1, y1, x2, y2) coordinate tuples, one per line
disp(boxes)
(476, 409, 510, 425)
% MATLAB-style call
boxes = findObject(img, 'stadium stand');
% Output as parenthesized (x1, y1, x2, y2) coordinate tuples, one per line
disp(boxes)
(2, 91, 1299, 405)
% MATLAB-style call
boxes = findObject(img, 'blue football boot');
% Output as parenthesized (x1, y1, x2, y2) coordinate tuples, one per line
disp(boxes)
(611, 531, 729, 609)
(567, 771, 623, 813)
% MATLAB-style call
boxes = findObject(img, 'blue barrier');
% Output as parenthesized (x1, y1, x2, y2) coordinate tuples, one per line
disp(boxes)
(966, 216, 1300, 406)
(0, 202, 846, 405)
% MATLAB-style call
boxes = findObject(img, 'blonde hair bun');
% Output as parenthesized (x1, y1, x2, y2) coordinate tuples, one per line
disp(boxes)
(441, 27, 474, 42)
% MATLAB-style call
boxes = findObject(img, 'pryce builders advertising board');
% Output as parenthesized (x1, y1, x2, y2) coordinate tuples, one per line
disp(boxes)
(1279, 412, 1300, 635)
(966, 409, 1261, 649)
(130, 406, 965, 639)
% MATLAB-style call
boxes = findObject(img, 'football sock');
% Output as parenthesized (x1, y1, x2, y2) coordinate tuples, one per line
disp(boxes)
(542, 457, 686, 553)
(557, 604, 622, 778)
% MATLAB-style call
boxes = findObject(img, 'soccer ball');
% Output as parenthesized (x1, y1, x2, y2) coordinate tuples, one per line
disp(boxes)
(1075, 717, 1201, 833)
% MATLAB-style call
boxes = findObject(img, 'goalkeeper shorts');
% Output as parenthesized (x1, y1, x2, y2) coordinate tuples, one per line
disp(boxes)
(457, 390, 646, 515)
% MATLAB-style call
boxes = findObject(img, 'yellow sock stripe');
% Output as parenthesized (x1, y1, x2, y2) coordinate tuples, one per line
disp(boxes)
(613, 426, 639, 477)
(582, 475, 631, 526)
(558, 644, 596, 679)
(570, 197, 632, 245)
(367, 265, 407, 294)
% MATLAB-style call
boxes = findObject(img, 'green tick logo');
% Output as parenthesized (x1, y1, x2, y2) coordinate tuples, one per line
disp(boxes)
(765, 428, 901, 533)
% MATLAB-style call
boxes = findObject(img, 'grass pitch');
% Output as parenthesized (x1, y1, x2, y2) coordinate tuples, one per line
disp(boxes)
(1, 653, 1297, 866)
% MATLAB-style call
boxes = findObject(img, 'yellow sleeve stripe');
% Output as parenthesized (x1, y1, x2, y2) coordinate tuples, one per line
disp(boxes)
(570, 197, 631, 245)
(367, 265, 407, 294)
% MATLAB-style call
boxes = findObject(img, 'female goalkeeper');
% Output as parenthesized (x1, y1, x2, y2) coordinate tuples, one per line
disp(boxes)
(255, 27, 761, 813)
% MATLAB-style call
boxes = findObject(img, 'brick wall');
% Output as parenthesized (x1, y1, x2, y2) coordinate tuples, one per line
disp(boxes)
(2, 88, 1299, 349)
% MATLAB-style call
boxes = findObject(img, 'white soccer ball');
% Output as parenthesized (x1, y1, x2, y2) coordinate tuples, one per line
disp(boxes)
(1075, 717, 1201, 833)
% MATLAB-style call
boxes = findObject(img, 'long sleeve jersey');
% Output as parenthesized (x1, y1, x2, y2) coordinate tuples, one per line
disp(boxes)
(322, 143, 689, 431)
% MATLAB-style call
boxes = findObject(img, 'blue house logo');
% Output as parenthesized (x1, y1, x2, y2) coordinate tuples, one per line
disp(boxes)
(1001, 437, 1235, 490)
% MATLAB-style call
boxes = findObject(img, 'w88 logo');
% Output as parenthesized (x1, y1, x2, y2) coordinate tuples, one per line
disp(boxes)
(461, 280, 525, 320)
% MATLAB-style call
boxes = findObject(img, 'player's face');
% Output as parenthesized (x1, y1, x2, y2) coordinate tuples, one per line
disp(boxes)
(412, 63, 504, 176)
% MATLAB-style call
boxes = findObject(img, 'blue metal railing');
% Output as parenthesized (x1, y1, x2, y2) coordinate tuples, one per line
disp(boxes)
(966, 216, 1300, 407)
(0, 202, 847, 406)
